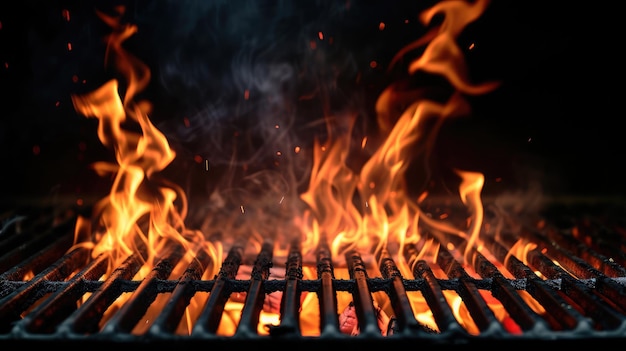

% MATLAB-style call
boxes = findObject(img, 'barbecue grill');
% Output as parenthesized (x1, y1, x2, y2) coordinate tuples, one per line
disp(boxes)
(1, 200, 626, 347)
(1, 0, 624, 347)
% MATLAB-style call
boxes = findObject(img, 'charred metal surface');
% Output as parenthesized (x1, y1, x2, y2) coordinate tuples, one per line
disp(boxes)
(525, 247, 626, 330)
(437, 246, 503, 334)
(315, 240, 340, 336)
(481, 233, 591, 331)
(561, 215, 626, 269)
(405, 244, 464, 335)
(378, 249, 426, 335)
(345, 250, 382, 338)
(543, 225, 626, 278)
(19, 251, 109, 334)
(269, 239, 303, 336)
(0, 217, 75, 279)
(524, 229, 626, 310)
(472, 251, 549, 333)
(59, 251, 146, 334)
(234, 241, 273, 337)
(148, 247, 214, 335)
(100, 243, 187, 334)
(192, 243, 243, 334)
(0, 246, 90, 332)
(2, 205, 626, 344)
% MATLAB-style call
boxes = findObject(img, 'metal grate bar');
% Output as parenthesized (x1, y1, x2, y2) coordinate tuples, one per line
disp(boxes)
(482, 233, 592, 331)
(101, 242, 186, 334)
(543, 225, 626, 278)
(0, 217, 75, 277)
(3, 205, 626, 343)
(270, 239, 303, 336)
(0, 246, 90, 332)
(234, 241, 273, 337)
(404, 244, 464, 335)
(315, 240, 340, 336)
(436, 246, 503, 334)
(378, 249, 427, 336)
(148, 247, 214, 335)
(525, 247, 626, 330)
(524, 229, 626, 310)
(472, 251, 550, 332)
(59, 250, 146, 334)
(18, 252, 110, 334)
(345, 250, 382, 338)
(192, 243, 243, 335)
(570, 218, 626, 268)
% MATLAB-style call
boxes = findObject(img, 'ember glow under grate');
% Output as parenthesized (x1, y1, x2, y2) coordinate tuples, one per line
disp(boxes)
(2, 203, 626, 345)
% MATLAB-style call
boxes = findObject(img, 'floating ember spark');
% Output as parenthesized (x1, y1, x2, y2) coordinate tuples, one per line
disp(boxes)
(67, 0, 519, 337)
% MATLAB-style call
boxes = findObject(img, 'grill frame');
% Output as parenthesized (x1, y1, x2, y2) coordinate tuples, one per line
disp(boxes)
(2, 202, 626, 345)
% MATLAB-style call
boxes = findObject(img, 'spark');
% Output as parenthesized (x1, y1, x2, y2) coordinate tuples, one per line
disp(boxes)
(279, 196, 285, 204)
(469, 42, 475, 50)
(318, 31, 324, 40)
(379, 22, 385, 30)
(205, 159, 210, 171)
(417, 191, 428, 203)
(240, 205, 245, 214)
(361, 136, 368, 149)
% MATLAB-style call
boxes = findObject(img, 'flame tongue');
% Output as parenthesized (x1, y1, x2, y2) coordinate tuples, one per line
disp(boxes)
(71, 8, 208, 276)
(69, 0, 510, 336)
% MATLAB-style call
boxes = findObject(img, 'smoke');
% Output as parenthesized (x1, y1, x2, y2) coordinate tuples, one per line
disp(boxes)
(116, 0, 414, 234)
(141, 1, 366, 159)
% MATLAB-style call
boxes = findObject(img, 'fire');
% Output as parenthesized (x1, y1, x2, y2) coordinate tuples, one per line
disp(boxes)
(67, 0, 528, 338)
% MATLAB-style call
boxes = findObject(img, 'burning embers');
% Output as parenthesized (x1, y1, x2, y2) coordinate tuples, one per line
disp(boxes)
(2, 0, 626, 344)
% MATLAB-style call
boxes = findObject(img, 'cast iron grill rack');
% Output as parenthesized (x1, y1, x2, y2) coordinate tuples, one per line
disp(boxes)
(1, 202, 626, 346)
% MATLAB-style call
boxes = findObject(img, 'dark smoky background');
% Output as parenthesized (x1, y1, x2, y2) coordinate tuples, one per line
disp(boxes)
(0, 0, 624, 214)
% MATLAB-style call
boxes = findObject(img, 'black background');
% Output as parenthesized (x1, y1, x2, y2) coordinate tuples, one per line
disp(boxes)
(0, 0, 624, 210)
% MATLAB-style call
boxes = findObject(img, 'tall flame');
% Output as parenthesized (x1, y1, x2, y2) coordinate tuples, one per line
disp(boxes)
(71, 7, 218, 278)
(301, 0, 498, 265)
(69, 0, 509, 336)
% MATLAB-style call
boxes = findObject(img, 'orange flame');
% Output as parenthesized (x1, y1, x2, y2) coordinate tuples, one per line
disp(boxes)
(69, 0, 511, 337)
(71, 7, 218, 280)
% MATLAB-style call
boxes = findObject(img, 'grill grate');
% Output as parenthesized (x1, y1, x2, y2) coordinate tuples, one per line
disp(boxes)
(1, 203, 626, 346)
